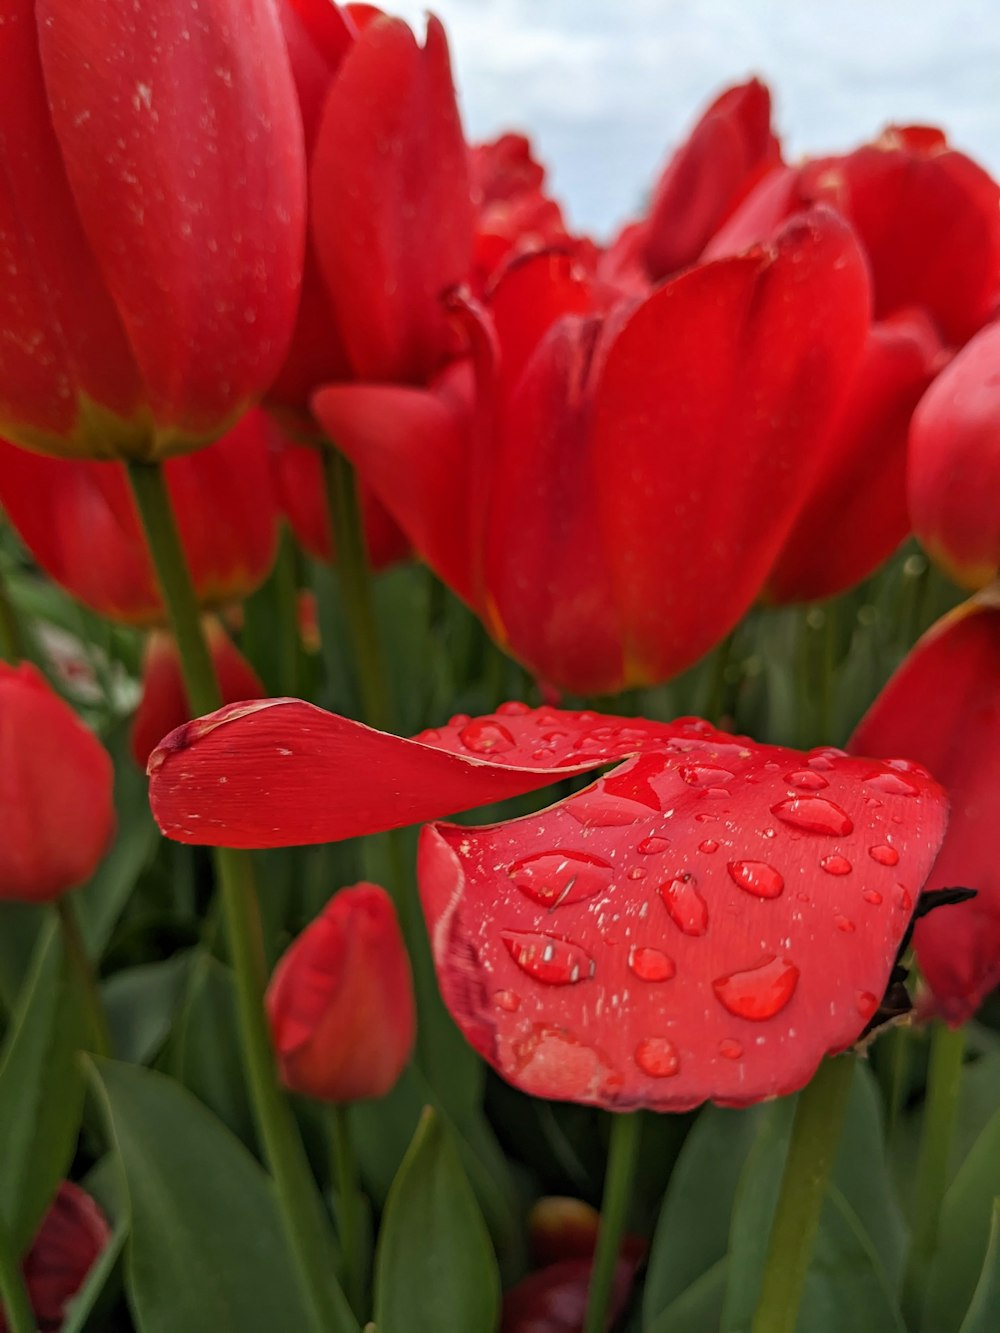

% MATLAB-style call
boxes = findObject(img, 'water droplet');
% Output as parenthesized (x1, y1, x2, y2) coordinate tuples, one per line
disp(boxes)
(634, 1037, 680, 1077)
(727, 860, 784, 899)
(771, 797, 854, 836)
(705, 786, 731, 800)
(659, 874, 709, 936)
(638, 836, 670, 854)
(896, 885, 913, 912)
(699, 839, 720, 853)
(497, 700, 531, 716)
(718, 1038, 743, 1060)
(863, 889, 883, 905)
(834, 915, 856, 933)
(694, 811, 718, 823)
(460, 719, 515, 754)
(820, 854, 852, 876)
(494, 989, 521, 1012)
(869, 844, 899, 867)
(856, 991, 878, 1020)
(449, 713, 471, 727)
(502, 932, 596, 985)
(627, 866, 647, 881)
(887, 757, 930, 779)
(865, 770, 918, 797)
(629, 946, 676, 981)
(679, 763, 735, 787)
(508, 850, 613, 908)
(713, 956, 799, 1020)
(785, 769, 830, 791)
(416, 728, 440, 743)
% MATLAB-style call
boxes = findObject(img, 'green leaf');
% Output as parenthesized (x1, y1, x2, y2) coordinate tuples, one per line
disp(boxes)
(801, 1186, 905, 1333)
(0, 903, 43, 1011)
(102, 953, 191, 1065)
(646, 1259, 728, 1333)
(87, 1057, 317, 1333)
(959, 1199, 1000, 1333)
(375, 1108, 501, 1333)
(0, 918, 88, 1253)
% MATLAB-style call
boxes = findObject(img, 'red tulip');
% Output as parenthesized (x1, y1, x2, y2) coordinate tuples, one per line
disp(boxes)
(0, 412, 279, 625)
(148, 701, 947, 1110)
(0, 0, 306, 460)
(851, 599, 1000, 1023)
(0, 662, 114, 902)
(266, 882, 414, 1102)
(909, 320, 1000, 588)
(0, 1182, 110, 1333)
(314, 208, 871, 693)
(502, 1248, 644, 1333)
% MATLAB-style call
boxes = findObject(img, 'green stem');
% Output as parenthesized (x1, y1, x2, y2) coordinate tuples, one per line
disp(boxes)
(329, 1105, 364, 1319)
(320, 446, 392, 732)
(0, 564, 24, 664)
(584, 1112, 642, 1333)
(903, 1021, 966, 1328)
(0, 1218, 35, 1333)
(751, 1054, 855, 1333)
(126, 461, 355, 1333)
(54, 897, 111, 1058)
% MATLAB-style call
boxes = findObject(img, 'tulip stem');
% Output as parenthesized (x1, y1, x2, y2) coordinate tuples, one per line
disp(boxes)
(127, 460, 357, 1333)
(329, 1105, 365, 1319)
(751, 1054, 855, 1333)
(0, 1218, 35, 1333)
(0, 564, 25, 665)
(902, 1020, 966, 1328)
(584, 1111, 642, 1333)
(54, 896, 111, 1058)
(320, 445, 393, 732)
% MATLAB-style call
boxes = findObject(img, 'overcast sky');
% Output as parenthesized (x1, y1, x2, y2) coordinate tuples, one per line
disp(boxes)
(394, 0, 1000, 237)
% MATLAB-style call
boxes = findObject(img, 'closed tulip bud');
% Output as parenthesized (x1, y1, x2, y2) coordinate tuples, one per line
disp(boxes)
(0, 662, 114, 902)
(266, 883, 415, 1102)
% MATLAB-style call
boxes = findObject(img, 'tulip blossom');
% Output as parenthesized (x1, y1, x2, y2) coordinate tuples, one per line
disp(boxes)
(0, 1182, 110, 1333)
(315, 208, 871, 693)
(0, 411, 279, 625)
(851, 598, 1000, 1023)
(908, 320, 1000, 588)
(266, 882, 414, 1102)
(0, 0, 306, 460)
(149, 700, 947, 1111)
(0, 662, 114, 901)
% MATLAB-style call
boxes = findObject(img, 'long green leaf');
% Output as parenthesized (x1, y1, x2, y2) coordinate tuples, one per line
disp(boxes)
(958, 1199, 1000, 1333)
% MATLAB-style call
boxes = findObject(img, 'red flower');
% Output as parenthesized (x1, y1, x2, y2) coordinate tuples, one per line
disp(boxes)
(314, 209, 871, 693)
(908, 320, 1000, 588)
(0, 1182, 110, 1333)
(0, 411, 279, 625)
(851, 599, 1000, 1023)
(0, 0, 305, 459)
(148, 701, 947, 1110)
(266, 882, 415, 1102)
(0, 663, 114, 902)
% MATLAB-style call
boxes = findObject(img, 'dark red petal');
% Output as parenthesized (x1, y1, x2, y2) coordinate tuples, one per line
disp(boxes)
(418, 722, 947, 1110)
(595, 208, 870, 685)
(851, 600, 1000, 1023)
(21, 1182, 110, 1330)
(501, 1251, 642, 1333)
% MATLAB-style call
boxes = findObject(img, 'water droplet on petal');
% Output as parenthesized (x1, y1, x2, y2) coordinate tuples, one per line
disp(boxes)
(896, 885, 913, 912)
(502, 932, 596, 985)
(497, 700, 531, 716)
(460, 719, 515, 753)
(863, 889, 883, 905)
(771, 797, 854, 836)
(713, 955, 799, 1020)
(659, 874, 709, 936)
(869, 844, 899, 867)
(865, 770, 918, 797)
(856, 991, 878, 1020)
(638, 836, 670, 854)
(634, 1037, 680, 1077)
(494, 989, 521, 1012)
(834, 915, 856, 933)
(887, 757, 930, 779)
(416, 728, 441, 743)
(820, 854, 852, 876)
(629, 946, 676, 982)
(509, 850, 613, 908)
(718, 1038, 743, 1060)
(727, 860, 784, 899)
(785, 769, 830, 791)
(449, 713, 471, 727)
(699, 839, 720, 853)
(627, 866, 647, 881)
(679, 763, 735, 787)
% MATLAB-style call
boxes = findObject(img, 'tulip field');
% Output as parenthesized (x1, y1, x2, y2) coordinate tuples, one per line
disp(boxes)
(2, 2, 1000, 1331)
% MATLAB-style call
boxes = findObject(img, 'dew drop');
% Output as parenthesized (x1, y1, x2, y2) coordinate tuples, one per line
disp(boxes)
(771, 797, 854, 836)
(658, 874, 709, 936)
(713, 955, 799, 1020)
(638, 835, 670, 854)
(896, 885, 913, 912)
(727, 860, 785, 899)
(449, 712, 471, 727)
(785, 769, 830, 791)
(627, 866, 647, 881)
(460, 719, 515, 753)
(494, 989, 521, 1012)
(415, 728, 440, 743)
(699, 839, 720, 854)
(496, 700, 531, 716)
(628, 946, 676, 982)
(820, 854, 852, 876)
(705, 786, 731, 800)
(502, 932, 595, 985)
(865, 770, 918, 797)
(718, 1038, 743, 1060)
(863, 889, 883, 905)
(679, 763, 735, 787)
(856, 991, 879, 1020)
(509, 850, 613, 908)
(869, 844, 899, 867)
(634, 1037, 680, 1078)
(834, 915, 856, 933)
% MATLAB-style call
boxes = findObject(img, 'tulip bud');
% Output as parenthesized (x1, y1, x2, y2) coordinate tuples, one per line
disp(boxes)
(0, 663, 114, 902)
(266, 883, 415, 1102)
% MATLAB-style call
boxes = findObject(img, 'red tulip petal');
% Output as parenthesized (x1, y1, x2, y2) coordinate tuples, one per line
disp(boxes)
(851, 599, 1000, 1023)
(596, 208, 870, 685)
(765, 311, 942, 602)
(21, 1182, 110, 1330)
(909, 320, 1000, 588)
(311, 15, 473, 383)
(488, 252, 594, 397)
(501, 1251, 642, 1333)
(417, 724, 947, 1110)
(37, 0, 306, 447)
